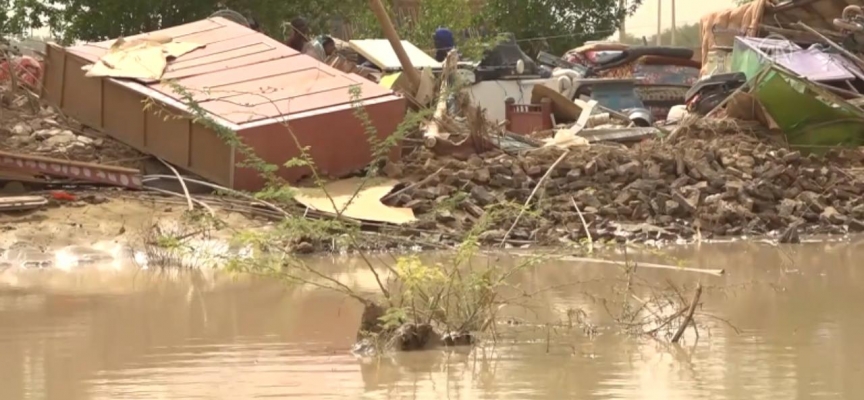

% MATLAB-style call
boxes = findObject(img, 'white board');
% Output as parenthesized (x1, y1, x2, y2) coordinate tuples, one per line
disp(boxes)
(348, 39, 442, 71)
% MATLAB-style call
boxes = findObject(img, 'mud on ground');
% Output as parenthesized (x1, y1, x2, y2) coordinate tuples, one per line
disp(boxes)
(0, 193, 266, 268)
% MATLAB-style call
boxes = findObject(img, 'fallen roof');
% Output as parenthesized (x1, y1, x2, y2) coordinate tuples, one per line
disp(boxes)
(65, 17, 397, 128)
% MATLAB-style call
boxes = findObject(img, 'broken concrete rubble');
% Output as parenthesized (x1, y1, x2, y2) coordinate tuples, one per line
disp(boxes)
(0, 99, 139, 168)
(386, 127, 864, 245)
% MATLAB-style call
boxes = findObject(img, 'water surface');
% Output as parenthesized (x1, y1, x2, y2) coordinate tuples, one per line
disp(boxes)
(1, 241, 862, 399)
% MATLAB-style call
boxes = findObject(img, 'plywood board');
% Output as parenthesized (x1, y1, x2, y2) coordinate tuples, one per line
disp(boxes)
(293, 177, 416, 225)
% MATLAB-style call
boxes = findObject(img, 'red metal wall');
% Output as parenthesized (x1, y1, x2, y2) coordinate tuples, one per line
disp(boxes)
(233, 99, 406, 191)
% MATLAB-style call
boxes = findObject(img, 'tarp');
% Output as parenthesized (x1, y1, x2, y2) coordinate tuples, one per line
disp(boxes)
(699, 0, 770, 76)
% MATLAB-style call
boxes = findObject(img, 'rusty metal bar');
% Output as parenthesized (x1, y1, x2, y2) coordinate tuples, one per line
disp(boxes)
(0, 150, 143, 189)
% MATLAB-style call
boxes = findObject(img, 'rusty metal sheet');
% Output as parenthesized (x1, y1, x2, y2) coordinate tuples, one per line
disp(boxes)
(0, 150, 143, 189)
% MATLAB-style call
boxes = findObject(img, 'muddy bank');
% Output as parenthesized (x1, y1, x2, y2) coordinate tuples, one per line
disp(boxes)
(388, 126, 864, 245)
(0, 193, 266, 269)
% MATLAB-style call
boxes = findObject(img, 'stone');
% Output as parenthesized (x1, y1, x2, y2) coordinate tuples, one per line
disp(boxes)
(470, 186, 497, 206)
(617, 161, 641, 176)
(820, 207, 846, 225)
(647, 163, 663, 180)
(566, 168, 582, 181)
(456, 170, 473, 180)
(490, 174, 516, 189)
(798, 191, 825, 212)
(12, 123, 32, 136)
(782, 151, 801, 163)
(416, 187, 441, 200)
(76, 135, 95, 145)
(382, 162, 403, 178)
(575, 189, 602, 209)
(474, 167, 491, 183)
(478, 229, 505, 241)
(672, 190, 697, 213)
(524, 164, 543, 177)
(8, 135, 33, 146)
(777, 199, 801, 217)
(32, 128, 55, 140)
(665, 199, 681, 215)
(405, 199, 433, 214)
(849, 219, 864, 232)
(436, 210, 456, 224)
(725, 180, 744, 193)
(704, 194, 723, 205)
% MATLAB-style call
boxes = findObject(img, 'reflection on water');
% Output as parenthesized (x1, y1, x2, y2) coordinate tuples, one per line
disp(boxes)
(1, 241, 864, 399)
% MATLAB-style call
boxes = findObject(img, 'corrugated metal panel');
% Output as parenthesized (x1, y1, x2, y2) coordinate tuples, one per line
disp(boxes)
(64, 17, 397, 126)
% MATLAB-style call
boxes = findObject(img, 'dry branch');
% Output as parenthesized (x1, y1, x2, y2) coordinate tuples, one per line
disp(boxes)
(671, 283, 703, 343)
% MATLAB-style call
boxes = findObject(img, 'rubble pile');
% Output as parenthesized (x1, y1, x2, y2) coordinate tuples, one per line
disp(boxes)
(391, 130, 864, 243)
(0, 92, 143, 168)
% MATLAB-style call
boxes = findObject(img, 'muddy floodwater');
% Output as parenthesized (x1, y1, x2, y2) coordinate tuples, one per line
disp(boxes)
(1, 241, 863, 399)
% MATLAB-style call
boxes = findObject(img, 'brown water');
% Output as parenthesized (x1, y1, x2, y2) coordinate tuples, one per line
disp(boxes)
(1, 241, 863, 399)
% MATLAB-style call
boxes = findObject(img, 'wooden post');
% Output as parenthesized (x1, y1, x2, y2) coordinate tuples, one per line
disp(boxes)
(368, 0, 421, 90)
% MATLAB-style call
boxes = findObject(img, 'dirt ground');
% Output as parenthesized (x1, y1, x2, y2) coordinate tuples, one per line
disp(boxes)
(0, 194, 266, 266)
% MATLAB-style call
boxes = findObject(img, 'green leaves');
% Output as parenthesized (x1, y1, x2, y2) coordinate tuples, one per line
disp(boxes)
(478, 0, 644, 55)
(3, 0, 642, 59)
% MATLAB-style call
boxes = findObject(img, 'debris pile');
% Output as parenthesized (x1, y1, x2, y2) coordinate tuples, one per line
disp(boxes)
(389, 126, 864, 244)
(0, 90, 143, 169)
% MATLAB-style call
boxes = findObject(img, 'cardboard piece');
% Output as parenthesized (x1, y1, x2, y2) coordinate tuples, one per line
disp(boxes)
(293, 177, 416, 225)
(84, 36, 204, 80)
(531, 84, 583, 123)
